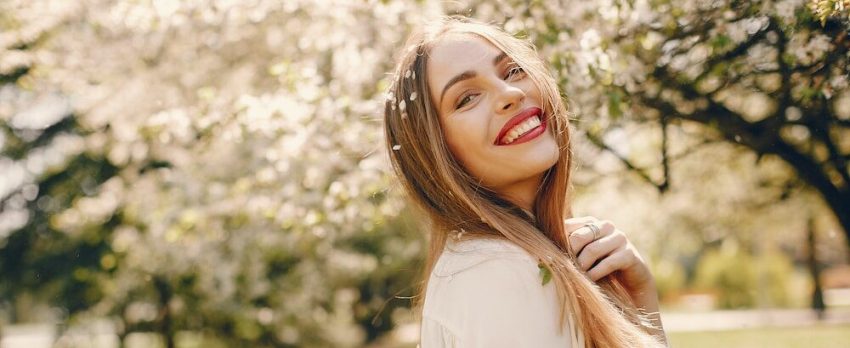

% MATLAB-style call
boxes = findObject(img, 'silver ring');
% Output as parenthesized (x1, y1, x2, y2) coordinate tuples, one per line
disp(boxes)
(585, 223, 600, 241)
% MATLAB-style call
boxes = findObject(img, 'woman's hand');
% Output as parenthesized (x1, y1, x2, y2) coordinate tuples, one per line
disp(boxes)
(564, 217, 654, 289)
(564, 216, 667, 343)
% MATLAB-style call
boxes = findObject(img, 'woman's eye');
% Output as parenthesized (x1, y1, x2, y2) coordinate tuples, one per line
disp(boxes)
(505, 65, 525, 80)
(456, 93, 478, 109)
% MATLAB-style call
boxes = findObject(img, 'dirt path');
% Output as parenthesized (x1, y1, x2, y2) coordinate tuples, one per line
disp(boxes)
(661, 307, 850, 332)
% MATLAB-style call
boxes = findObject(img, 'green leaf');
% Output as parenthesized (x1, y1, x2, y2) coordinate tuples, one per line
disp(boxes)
(710, 35, 731, 51)
(538, 262, 552, 285)
(607, 90, 624, 118)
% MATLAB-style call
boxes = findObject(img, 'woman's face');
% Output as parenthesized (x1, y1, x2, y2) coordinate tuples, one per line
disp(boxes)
(426, 34, 559, 201)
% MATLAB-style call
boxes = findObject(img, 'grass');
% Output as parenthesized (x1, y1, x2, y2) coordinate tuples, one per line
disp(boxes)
(12, 323, 841, 348)
(367, 323, 850, 348)
(667, 324, 850, 348)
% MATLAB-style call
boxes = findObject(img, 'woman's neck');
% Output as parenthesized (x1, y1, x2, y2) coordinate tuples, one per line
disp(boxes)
(494, 174, 543, 212)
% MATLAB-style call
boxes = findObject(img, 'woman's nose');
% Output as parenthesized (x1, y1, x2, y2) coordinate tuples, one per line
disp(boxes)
(494, 82, 525, 113)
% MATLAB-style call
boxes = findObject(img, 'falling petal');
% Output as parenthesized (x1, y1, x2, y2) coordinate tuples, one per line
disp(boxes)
(409, 92, 417, 101)
(411, 71, 416, 79)
(404, 69, 411, 78)
(392, 144, 401, 151)
(399, 100, 406, 112)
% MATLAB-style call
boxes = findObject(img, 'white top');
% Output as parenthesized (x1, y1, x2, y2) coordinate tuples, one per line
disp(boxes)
(420, 238, 584, 348)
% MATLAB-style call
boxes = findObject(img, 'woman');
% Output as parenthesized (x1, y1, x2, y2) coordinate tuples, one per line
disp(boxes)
(384, 17, 667, 347)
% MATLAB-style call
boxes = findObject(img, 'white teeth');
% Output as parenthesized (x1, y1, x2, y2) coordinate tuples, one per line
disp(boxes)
(501, 116, 541, 144)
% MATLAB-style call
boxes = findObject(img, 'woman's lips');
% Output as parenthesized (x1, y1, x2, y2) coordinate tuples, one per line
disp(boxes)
(494, 107, 546, 146)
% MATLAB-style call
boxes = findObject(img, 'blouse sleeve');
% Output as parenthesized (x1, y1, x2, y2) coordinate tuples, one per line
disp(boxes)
(421, 256, 578, 348)
(420, 316, 459, 348)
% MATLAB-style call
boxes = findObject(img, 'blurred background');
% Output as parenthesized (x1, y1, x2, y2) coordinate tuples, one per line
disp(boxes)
(1, 0, 849, 347)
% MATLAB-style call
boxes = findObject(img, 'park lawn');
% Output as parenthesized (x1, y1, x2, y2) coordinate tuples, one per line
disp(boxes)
(136, 324, 850, 348)
(667, 324, 850, 348)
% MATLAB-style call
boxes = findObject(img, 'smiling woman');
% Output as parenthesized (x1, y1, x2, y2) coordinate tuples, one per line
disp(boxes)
(426, 33, 559, 209)
(383, 17, 667, 348)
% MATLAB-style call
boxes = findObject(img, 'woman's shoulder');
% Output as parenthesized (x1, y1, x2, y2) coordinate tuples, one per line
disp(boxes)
(424, 236, 548, 311)
(431, 237, 538, 278)
(425, 237, 548, 312)
(421, 237, 578, 347)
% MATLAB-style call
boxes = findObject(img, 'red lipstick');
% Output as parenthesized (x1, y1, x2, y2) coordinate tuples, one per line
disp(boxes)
(494, 107, 546, 146)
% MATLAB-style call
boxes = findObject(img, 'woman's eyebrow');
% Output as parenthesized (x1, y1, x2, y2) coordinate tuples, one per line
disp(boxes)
(439, 52, 510, 105)
(440, 71, 476, 105)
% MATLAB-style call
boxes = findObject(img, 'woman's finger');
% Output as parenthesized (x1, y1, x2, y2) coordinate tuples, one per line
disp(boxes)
(576, 230, 626, 271)
(564, 216, 596, 240)
(564, 216, 596, 230)
(566, 219, 615, 256)
(586, 245, 638, 281)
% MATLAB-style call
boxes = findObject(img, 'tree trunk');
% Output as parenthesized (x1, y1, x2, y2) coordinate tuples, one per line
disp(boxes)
(154, 277, 175, 348)
(770, 140, 850, 252)
(808, 216, 826, 319)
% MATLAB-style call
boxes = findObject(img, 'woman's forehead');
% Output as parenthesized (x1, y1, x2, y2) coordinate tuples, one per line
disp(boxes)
(426, 34, 503, 97)
(427, 34, 501, 71)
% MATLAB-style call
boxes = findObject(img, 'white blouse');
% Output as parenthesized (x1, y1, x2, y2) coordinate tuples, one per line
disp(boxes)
(420, 238, 584, 348)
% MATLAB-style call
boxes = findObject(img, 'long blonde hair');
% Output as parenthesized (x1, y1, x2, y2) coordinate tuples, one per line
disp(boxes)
(384, 17, 663, 347)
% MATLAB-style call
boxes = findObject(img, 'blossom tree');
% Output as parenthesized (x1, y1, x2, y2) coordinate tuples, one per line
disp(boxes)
(449, 0, 850, 248)
(3, 0, 849, 346)
(1, 0, 440, 346)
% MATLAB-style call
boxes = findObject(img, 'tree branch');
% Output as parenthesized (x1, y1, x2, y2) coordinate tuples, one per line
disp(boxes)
(635, 91, 850, 220)
(690, 18, 776, 83)
(583, 130, 668, 192)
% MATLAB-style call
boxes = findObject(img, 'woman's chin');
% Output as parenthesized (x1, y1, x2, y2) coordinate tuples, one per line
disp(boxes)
(503, 138, 559, 173)
(527, 136, 560, 167)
